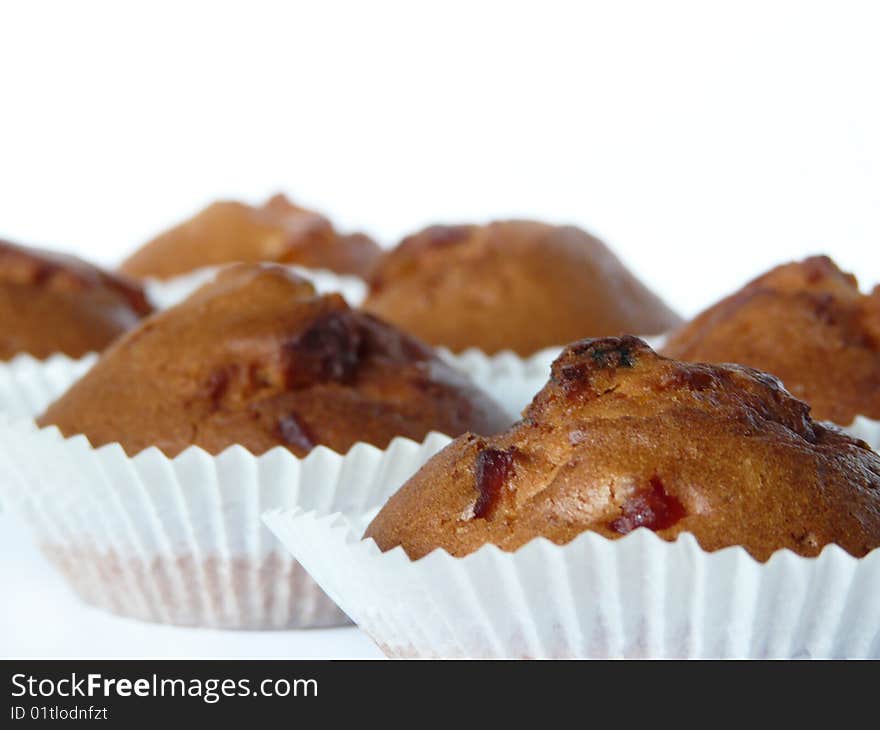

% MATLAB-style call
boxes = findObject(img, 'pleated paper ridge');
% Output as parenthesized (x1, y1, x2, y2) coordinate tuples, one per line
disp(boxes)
(264, 508, 880, 658)
(0, 353, 97, 420)
(0, 416, 451, 630)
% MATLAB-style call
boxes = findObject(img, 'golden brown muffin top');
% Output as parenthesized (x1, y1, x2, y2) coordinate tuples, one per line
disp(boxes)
(119, 194, 381, 280)
(362, 221, 681, 356)
(365, 336, 880, 562)
(0, 239, 152, 360)
(662, 256, 880, 425)
(39, 264, 508, 457)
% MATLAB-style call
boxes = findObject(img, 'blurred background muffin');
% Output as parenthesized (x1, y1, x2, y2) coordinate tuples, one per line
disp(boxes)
(663, 256, 880, 425)
(362, 221, 681, 356)
(40, 263, 508, 457)
(119, 193, 381, 280)
(0, 239, 152, 360)
(366, 336, 880, 562)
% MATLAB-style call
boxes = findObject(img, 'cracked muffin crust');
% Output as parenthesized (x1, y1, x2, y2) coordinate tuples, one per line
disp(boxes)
(0, 239, 152, 360)
(662, 256, 880, 425)
(365, 336, 880, 562)
(362, 220, 681, 356)
(38, 264, 508, 457)
(119, 194, 381, 280)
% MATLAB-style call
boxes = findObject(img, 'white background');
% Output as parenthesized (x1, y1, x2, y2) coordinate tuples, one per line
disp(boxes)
(1, 0, 878, 317)
(1, 1, 878, 658)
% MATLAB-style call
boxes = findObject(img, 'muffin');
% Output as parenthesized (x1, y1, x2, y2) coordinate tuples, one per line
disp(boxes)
(119, 194, 381, 280)
(0, 239, 152, 360)
(362, 221, 681, 356)
(662, 256, 880, 425)
(366, 336, 880, 562)
(39, 264, 508, 457)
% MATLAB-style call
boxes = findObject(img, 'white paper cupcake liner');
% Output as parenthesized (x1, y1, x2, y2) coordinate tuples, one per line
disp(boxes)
(437, 346, 559, 422)
(143, 263, 367, 310)
(0, 353, 97, 420)
(0, 414, 452, 630)
(0, 354, 100, 513)
(264, 507, 880, 658)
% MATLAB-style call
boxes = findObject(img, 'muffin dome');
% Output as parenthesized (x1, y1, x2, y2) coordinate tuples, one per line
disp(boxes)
(0, 239, 152, 360)
(362, 221, 681, 356)
(365, 336, 880, 562)
(119, 194, 381, 279)
(39, 264, 508, 457)
(662, 256, 880, 425)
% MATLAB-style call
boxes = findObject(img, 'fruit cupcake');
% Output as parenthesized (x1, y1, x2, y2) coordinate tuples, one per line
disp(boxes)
(1, 264, 507, 629)
(363, 221, 680, 356)
(120, 194, 381, 280)
(0, 239, 151, 360)
(267, 337, 880, 657)
(662, 256, 880, 441)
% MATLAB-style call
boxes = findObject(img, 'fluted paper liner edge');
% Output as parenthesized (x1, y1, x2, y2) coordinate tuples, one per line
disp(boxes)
(264, 507, 880, 658)
(0, 415, 452, 630)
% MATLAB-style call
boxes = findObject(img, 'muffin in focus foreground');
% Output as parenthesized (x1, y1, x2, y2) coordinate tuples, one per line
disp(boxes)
(662, 256, 880, 426)
(366, 336, 880, 562)
(362, 221, 681, 356)
(0, 239, 152, 360)
(119, 194, 381, 280)
(39, 264, 509, 457)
